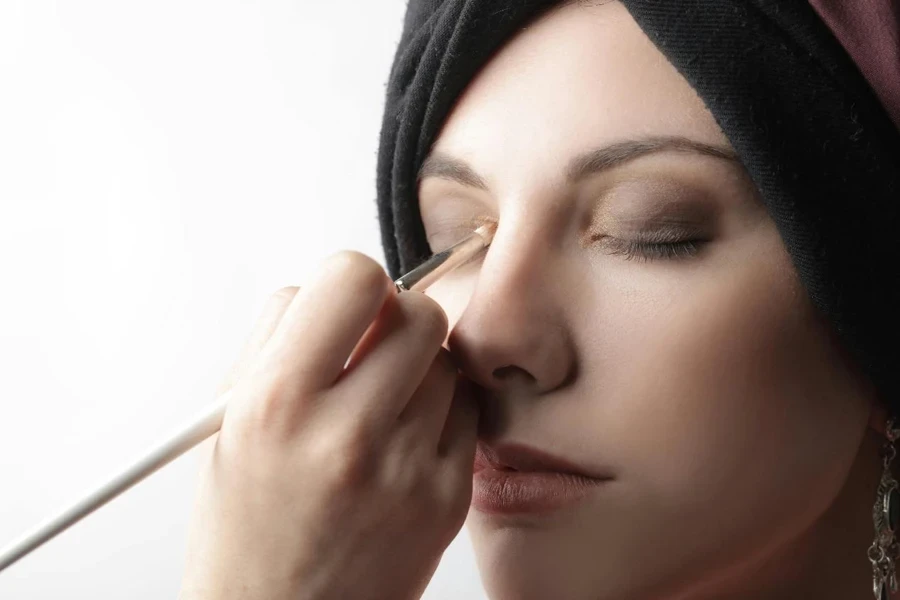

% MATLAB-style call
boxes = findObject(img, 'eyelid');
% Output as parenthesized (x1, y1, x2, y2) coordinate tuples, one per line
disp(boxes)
(589, 175, 719, 223)
(424, 215, 497, 250)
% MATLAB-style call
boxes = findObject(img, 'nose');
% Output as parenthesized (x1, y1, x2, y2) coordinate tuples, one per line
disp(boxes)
(446, 247, 577, 396)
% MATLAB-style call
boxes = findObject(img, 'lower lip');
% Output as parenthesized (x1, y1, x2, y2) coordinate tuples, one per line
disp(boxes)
(472, 466, 610, 515)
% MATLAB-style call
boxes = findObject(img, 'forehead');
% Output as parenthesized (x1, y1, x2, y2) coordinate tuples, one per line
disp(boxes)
(428, 2, 731, 193)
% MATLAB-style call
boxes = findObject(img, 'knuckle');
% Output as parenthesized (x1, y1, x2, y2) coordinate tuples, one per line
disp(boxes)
(402, 293, 449, 342)
(314, 426, 378, 490)
(325, 249, 366, 269)
(329, 453, 370, 491)
(234, 372, 310, 438)
(326, 251, 391, 305)
(328, 251, 388, 287)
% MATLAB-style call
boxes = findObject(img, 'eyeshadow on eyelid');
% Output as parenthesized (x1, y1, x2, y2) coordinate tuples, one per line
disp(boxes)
(608, 200, 716, 226)
(595, 179, 716, 219)
(579, 180, 719, 247)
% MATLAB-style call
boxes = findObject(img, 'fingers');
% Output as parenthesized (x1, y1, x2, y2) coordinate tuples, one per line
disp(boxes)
(330, 289, 449, 429)
(258, 251, 394, 395)
(216, 287, 299, 398)
(395, 348, 458, 448)
(430, 376, 479, 523)
(438, 375, 480, 466)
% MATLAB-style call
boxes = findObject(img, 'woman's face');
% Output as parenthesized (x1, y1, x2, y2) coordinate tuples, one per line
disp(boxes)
(417, 2, 880, 599)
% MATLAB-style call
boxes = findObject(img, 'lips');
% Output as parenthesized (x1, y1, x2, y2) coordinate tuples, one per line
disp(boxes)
(471, 441, 613, 515)
(474, 441, 611, 480)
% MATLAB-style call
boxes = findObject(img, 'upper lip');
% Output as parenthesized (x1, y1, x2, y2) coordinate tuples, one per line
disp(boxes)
(475, 441, 613, 480)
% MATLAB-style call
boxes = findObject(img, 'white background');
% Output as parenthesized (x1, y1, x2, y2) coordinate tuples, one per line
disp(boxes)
(0, 1, 487, 598)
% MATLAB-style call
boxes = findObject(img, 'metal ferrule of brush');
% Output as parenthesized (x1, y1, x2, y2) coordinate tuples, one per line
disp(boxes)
(393, 230, 489, 293)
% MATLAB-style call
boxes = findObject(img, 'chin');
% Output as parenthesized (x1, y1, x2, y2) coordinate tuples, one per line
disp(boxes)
(465, 505, 696, 600)
(467, 516, 616, 600)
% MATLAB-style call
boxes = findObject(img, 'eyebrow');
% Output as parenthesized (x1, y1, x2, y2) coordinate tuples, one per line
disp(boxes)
(417, 136, 740, 191)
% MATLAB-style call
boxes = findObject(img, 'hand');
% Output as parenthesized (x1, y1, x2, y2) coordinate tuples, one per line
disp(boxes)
(178, 251, 479, 600)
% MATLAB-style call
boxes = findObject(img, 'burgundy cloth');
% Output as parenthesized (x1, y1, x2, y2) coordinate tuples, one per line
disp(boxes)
(809, 0, 900, 129)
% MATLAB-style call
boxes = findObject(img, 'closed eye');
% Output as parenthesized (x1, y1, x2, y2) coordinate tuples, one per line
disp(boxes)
(591, 230, 708, 262)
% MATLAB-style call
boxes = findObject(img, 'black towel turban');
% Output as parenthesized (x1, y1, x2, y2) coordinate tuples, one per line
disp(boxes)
(374, 1, 900, 412)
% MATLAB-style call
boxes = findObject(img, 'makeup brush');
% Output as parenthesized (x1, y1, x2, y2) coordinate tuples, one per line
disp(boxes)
(0, 221, 497, 573)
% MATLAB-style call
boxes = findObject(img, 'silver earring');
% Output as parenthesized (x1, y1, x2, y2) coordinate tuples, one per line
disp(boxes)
(869, 416, 900, 600)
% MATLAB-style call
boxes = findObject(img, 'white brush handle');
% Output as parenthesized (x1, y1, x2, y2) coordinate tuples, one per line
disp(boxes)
(0, 390, 232, 573)
(0, 238, 495, 575)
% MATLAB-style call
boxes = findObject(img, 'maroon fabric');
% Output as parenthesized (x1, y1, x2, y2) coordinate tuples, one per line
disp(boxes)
(808, 0, 900, 130)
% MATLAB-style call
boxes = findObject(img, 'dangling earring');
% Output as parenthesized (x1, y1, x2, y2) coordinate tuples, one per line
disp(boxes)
(869, 416, 900, 600)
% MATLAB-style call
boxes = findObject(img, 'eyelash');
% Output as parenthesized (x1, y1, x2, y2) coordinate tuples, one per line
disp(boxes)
(610, 239, 703, 262)
(596, 230, 707, 263)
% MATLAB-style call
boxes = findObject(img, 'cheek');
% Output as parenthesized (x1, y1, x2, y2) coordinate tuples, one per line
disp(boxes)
(591, 232, 870, 544)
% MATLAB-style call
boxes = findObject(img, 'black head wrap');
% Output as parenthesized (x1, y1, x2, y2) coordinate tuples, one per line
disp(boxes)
(375, 1, 900, 410)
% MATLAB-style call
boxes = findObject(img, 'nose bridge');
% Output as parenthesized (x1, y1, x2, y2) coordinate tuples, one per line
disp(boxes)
(446, 213, 577, 395)
(485, 183, 575, 285)
(482, 212, 552, 296)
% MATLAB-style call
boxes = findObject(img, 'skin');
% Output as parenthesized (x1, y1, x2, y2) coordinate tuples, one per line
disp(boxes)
(179, 257, 477, 600)
(179, 2, 896, 600)
(416, 2, 894, 599)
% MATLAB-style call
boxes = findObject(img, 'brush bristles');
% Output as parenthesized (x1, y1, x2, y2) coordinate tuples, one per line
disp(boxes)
(473, 220, 498, 246)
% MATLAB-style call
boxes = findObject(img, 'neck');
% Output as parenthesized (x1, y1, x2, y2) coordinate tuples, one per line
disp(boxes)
(683, 427, 894, 600)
